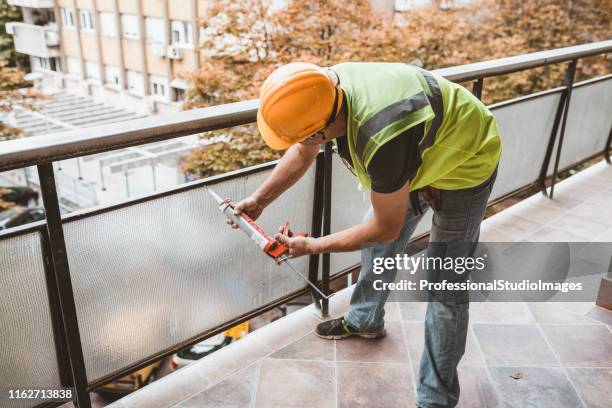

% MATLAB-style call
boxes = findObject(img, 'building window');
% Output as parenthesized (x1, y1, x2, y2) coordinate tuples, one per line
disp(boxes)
(66, 57, 81, 76)
(46, 10, 56, 24)
(60, 8, 76, 28)
(99, 12, 117, 37)
(145, 17, 165, 44)
(121, 14, 139, 40)
(149, 75, 169, 100)
(170, 20, 193, 47)
(79, 10, 95, 31)
(173, 87, 185, 103)
(31, 56, 42, 71)
(85, 61, 100, 81)
(49, 57, 61, 72)
(105, 65, 121, 86)
(33, 57, 62, 72)
(126, 70, 144, 96)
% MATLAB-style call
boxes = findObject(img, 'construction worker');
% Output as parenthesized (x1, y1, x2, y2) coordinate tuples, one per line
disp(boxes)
(232, 62, 501, 408)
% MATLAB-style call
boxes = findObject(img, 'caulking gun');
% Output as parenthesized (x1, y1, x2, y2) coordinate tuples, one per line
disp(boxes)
(207, 188, 331, 300)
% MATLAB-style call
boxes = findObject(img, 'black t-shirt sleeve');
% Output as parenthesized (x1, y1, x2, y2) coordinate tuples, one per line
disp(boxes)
(368, 123, 424, 193)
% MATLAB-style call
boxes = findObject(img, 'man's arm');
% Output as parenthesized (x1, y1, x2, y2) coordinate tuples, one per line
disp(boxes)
(275, 182, 410, 256)
(233, 142, 319, 220)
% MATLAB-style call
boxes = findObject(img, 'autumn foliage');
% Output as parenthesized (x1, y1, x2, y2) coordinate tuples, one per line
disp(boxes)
(180, 0, 611, 179)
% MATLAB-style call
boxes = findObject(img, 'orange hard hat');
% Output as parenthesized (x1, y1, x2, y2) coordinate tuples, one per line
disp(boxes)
(257, 62, 343, 150)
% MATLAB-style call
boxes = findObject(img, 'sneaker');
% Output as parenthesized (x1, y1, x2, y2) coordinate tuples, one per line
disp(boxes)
(315, 317, 386, 340)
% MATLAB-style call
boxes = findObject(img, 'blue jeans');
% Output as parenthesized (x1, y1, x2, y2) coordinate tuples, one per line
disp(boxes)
(344, 169, 497, 408)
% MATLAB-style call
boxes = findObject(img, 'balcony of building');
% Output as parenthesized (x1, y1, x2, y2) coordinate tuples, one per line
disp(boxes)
(5, 21, 60, 58)
(97, 159, 612, 408)
(0, 41, 611, 408)
(7, 0, 55, 8)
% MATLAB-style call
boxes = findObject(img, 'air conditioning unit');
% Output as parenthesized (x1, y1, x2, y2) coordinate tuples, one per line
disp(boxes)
(144, 96, 157, 114)
(151, 43, 166, 57)
(166, 45, 183, 60)
(45, 30, 60, 47)
(80, 81, 91, 95)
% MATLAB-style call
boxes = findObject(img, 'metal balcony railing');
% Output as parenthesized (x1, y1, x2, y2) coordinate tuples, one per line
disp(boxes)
(7, 0, 55, 8)
(5, 22, 60, 58)
(0, 40, 611, 408)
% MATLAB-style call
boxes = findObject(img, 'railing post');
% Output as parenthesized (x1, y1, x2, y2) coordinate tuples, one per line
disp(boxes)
(604, 125, 612, 164)
(321, 143, 333, 317)
(308, 152, 325, 310)
(40, 231, 73, 388)
(472, 78, 484, 100)
(37, 163, 91, 408)
(539, 59, 577, 198)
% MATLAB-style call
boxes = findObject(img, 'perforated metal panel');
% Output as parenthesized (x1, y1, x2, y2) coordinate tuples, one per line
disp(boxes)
(329, 158, 370, 273)
(489, 92, 562, 201)
(558, 78, 612, 169)
(63, 166, 315, 382)
(0, 232, 61, 407)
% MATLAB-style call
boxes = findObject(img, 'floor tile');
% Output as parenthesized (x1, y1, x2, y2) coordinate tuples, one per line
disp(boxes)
(585, 305, 612, 326)
(527, 226, 589, 242)
(556, 301, 601, 316)
(594, 227, 612, 241)
(566, 368, 612, 408)
(176, 363, 259, 407)
(489, 366, 585, 408)
(525, 193, 585, 212)
(121, 366, 210, 408)
(473, 324, 557, 367)
(187, 334, 271, 390)
(470, 302, 534, 325)
(554, 177, 606, 198)
(403, 322, 483, 367)
(479, 226, 520, 242)
(337, 361, 415, 408)
(484, 212, 544, 241)
(506, 200, 566, 225)
(335, 321, 409, 363)
(121, 340, 268, 408)
(456, 366, 499, 408)
(540, 325, 612, 367)
(589, 190, 612, 209)
(403, 322, 425, 364)
(254, 359, 335, 408)
(398, 302, 428, 321)
(526, 302, 602, 325)
(385, 302, 401, 321)
(270, 332, 334, 361)
(570, 202, 612, 226)
(548, 214, 609, 241)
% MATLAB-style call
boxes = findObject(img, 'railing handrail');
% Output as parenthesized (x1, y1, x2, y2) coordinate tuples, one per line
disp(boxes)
(6, 21, 57, 31)
(0, 40, 611, 172)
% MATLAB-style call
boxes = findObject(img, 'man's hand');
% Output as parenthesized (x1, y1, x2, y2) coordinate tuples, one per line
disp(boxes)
(227, 195, 265, 229)
(274, 233, 318, 258)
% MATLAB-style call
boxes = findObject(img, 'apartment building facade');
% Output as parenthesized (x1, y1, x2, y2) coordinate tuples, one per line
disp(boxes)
(5, 0, 432, 115)
(6, 0, 209, 114)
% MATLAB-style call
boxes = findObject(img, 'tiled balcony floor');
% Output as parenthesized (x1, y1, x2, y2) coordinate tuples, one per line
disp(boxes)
(108, 161, 612, 408)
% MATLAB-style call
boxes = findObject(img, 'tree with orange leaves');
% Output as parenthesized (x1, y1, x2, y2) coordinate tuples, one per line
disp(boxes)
(181, 0, 611, 179)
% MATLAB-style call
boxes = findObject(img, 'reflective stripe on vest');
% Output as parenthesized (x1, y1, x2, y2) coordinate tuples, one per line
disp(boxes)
(354, 69, 444, 162)
(417, 69, 444, 153)
(355, 91, 430, 160)
(410, 69, 444, 215)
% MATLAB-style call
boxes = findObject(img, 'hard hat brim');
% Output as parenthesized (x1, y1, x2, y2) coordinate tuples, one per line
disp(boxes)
(257, 109, 294, 151)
